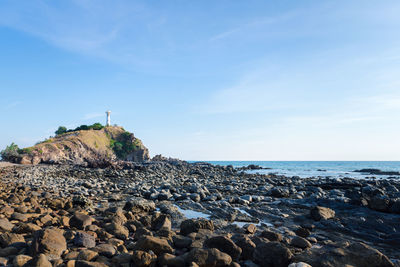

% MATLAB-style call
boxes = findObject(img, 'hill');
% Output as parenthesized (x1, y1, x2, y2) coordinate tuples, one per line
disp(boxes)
(2, 126, 149, 167)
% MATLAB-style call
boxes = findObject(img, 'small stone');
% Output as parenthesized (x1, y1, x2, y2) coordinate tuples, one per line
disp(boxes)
(0, 257, 8, 266)
(288, 262, 312, 267)
(243, 224, 257, 234)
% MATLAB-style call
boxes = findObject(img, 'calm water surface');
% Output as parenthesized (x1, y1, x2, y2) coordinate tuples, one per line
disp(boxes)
(193, 161, 400, 179)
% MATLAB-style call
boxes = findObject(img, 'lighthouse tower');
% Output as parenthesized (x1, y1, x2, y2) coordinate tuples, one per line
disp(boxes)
(106, 110, 111, 126)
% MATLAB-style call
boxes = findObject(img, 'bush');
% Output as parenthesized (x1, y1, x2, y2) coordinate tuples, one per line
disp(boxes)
(91, 123, 103, 130)
(55, 126, 67, 135)
(110, 131, 137, 159)
(0, 143, 20, 161)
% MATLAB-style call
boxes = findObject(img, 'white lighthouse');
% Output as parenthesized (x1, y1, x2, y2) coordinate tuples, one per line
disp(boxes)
(106, 110, 111, 126)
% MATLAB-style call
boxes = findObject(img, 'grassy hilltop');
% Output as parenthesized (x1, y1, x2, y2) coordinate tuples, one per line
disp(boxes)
(1, 124, 149, 166)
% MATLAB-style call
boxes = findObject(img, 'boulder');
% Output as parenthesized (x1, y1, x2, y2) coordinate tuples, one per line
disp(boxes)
(0, 218, 14, 232)
(134, 236, 174, 255)
(260, 230, 282, 242)
(290, 236, 312, 249)
(123, 197, 156, 213)
(204, 236, 242, 261)
(33, 253, 52, 267)
(231, 234, 256, 260)
(131, 250, 157, 267)
(310, 206, 335, 221)
(74, 232, 96, 248)
(185, 248, 232, 267)
(13, 255, 32, 267)
(31, 228, 67, 260)
(180, 219, 214, 235)
(253, 241, 293, 267)
(69, 212, 93, 230)
(294, 241, 394, 267)
(0, 232, 25, 248)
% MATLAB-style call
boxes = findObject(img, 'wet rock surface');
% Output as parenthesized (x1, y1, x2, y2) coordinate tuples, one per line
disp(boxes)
(0, 160, 398, 266)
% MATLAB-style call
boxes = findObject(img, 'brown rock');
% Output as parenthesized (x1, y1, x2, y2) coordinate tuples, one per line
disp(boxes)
(158, 253, 185, 267)
(33, 253, 52, 267)
(253, 241, 293, 267)
(134, 236, 174, 256)
(294, 241, 394, 267)
(0, 232, 25, 247)
(291, 236, 312, 249)
(131, 250, 157, 267)
(231, 234, 256, 260)
(13, 255, 32, 267)
(69, 212, 93, 230)
(32, 227, 67, 260)
(260, 230, 282, 242)
(93, 243, 116, 258)
(180, 219, 214, 236)
(105, 222, 129, 240)
(243, 224, 257, 234)
(204, 236, 242, 261)
(77, 249, 99, 261)
(0, 218, 14, 232)
(152, 214, 172, 232)
(15, 223, 42, 234)
(185, 248, 232, 267)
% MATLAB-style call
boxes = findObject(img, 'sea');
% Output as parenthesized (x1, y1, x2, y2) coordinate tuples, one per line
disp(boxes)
(194, 161, 400, 179)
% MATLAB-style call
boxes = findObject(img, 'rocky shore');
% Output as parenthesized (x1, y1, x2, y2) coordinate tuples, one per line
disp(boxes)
(0, 160, 399, 267)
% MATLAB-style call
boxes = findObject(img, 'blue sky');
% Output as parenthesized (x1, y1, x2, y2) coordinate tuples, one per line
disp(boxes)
(1, 0, 400, 160)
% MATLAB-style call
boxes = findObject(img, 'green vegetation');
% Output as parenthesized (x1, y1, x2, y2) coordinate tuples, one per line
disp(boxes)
(0, 143, 20, 161)
(55, 126, 67, 135)
(55, 123, 104, 136)
(110, 131, 137, 159)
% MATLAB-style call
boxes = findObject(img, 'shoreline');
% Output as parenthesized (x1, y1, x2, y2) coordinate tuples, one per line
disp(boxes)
(0, 161, 399, 266)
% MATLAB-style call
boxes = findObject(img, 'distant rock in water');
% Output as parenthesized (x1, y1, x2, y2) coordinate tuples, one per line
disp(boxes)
(354, 168, 400, 176)
(237, 164, 271, 171)
(6, 126, 149, 166)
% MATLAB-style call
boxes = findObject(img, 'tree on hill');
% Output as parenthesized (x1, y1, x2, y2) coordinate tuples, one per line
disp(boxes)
(0, 143, 20, 161)
(55, 126, 67, 136)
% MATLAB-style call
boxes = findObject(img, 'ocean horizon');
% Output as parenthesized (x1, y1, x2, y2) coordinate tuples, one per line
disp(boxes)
(190, 161, 400, 179)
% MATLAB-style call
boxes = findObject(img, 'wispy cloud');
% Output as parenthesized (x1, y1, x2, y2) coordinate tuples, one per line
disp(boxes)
(0, 0, 153, 65)
(209, 12, 298, 42)
(83, 112, 104, 120)
(3, 101, 21, 110)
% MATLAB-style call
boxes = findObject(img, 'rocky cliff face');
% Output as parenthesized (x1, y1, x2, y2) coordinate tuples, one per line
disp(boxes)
(11, 126, 149, 166)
